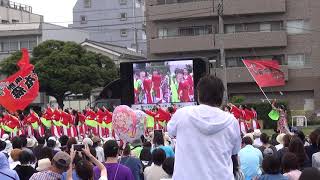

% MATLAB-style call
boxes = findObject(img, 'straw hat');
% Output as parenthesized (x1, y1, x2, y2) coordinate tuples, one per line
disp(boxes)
(27, 138, 36, 148)
(244, 133, 254, 142)
(276, 133, 286, 144)
(36, 158, 51, 171)
(253, 129, 262, 137)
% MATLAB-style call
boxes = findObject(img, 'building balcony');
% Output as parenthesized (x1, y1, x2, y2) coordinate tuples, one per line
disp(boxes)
(147, 0, 285, 21)
(215, 31, 287, 49)
(149, 34, 215, 54)
(222, 0, 286, 16)
(147, 0, 214, 21)
(214, 65, 289, 83)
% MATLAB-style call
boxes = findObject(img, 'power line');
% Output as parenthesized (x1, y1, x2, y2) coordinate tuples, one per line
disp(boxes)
(17, 7, 213, 25)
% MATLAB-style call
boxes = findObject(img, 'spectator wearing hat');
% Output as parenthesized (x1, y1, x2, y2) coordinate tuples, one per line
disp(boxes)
(239, 136, 263, 180)
(36, 158, 51, 172)
(0, 152, 19, 180)
(14, 150, 37, 180)
(276, 133, 286, 151)
(92, 136, 105, 162)
(93, 140, 134, 180)
(253, 129, 262, 147)
(30, 151, 71, 180)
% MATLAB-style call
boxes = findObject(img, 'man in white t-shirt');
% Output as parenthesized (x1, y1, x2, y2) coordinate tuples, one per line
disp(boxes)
(168, 75, 241, 180)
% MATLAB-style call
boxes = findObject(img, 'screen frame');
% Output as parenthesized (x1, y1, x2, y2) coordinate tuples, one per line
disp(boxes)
(120, 57, 209, 108)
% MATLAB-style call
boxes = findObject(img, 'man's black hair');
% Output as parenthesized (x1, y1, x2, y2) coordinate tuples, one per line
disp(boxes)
(197, 75, 224, 107)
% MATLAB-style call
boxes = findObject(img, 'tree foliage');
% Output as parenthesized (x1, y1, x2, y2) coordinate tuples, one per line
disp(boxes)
(0, 40, 119, 108)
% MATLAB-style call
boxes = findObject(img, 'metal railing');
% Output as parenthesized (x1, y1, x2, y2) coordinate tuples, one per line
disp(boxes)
(0, 0, 32, 13)
(157, 0, 209, 5)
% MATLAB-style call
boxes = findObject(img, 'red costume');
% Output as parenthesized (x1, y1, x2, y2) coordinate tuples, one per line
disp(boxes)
(178, 80, 190, 102)
(152, 74, 162, 99)
(184, 74, 194, 97)
(143, 78, 153, 104)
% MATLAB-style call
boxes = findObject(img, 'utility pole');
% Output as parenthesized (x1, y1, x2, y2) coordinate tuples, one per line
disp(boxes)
(217, 0, 228, 104)
(133, 0, 139, 52)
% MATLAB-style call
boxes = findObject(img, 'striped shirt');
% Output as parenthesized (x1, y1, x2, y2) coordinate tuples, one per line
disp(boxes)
(30, 170, 62, 180)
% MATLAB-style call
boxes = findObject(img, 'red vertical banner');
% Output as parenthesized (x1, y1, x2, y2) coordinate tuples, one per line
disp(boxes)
(242, 60, 285, 87)
(0, 49, 39, 112)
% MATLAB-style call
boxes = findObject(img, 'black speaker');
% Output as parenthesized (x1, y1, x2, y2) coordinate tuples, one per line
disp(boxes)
(120, 62, 134, 106)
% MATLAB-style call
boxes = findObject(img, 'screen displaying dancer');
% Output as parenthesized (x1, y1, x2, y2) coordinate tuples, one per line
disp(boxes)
(133, 60, 194, 105)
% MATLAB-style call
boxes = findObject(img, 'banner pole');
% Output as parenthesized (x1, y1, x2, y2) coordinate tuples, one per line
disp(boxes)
(242, 60, 272, 105)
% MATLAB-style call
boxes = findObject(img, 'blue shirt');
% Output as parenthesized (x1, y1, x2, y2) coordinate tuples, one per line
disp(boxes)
(154, 146, 174, 158)
(239, 145, 263, 180)
(119, 156, 143, 180)
(258, 174, 289, 180)
(62, 170, 80, 180)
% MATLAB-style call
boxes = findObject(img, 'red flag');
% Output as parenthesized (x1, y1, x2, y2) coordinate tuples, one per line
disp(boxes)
(0, 49, 39, 112)
(243, 60, 285, 87)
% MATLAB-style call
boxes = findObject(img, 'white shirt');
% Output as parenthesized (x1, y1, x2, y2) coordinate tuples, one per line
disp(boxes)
(253, 138, 262, 147)
(144, 164, 169, 180)
(276, 144, 283, 151)
(95, 146, 105, 162)
(168, 105, 241, 180)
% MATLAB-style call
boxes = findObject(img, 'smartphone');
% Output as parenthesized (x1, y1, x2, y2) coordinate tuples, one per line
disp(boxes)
(73, 144, 85, 151)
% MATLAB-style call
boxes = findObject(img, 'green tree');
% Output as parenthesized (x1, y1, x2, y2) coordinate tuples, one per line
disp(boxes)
(0, 40, 118, 108)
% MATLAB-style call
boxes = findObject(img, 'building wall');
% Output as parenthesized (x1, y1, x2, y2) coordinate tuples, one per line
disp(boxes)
(0, 0, 42, 23)
(146, 0, 320, 112)
(71, 0, 147, 54)
(42, 23, 89, 43)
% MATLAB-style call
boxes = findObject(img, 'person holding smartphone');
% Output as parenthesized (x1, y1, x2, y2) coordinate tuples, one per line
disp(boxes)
(66, 144, 108, 180)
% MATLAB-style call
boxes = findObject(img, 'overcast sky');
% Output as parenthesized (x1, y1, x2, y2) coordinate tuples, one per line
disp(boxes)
(13, 0, 77, 26)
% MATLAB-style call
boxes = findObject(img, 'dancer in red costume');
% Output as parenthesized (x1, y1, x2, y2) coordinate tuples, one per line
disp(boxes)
(176, 69, 190, 102)
(152, 70, 162, 103)
(143, 76, 153, 104)
(183, 68, 194, 101)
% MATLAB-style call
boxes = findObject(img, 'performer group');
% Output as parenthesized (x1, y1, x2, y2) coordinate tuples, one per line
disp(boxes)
(0, 105, 176, 139)
(0, 100, 290, 139)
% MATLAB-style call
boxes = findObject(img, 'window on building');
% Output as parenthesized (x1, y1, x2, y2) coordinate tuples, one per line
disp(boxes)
(286, 20, 309, 34)
(84, 0, 91, 8)
(120, 29, 128, 37)
(12, 19, 19, 23)
(20, 41, 29, 49)
(80, 15, 87, 24)
(260, 23, 271, 32)
(178, 25, 212, 36)
(10, 41, 19, 51)
(29, 40, 37, 49)
(226, 58, 239, 67)
(225, 24, 235, 33)
(287, 54, 305, 68)
(158, 28, 168, 38)
(120, 13, 127, 21)
(119, 0, 127, 5)
(1, 20, 9, 24)
(246, 23, 260, 32)
(2, 41, 9, 51)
